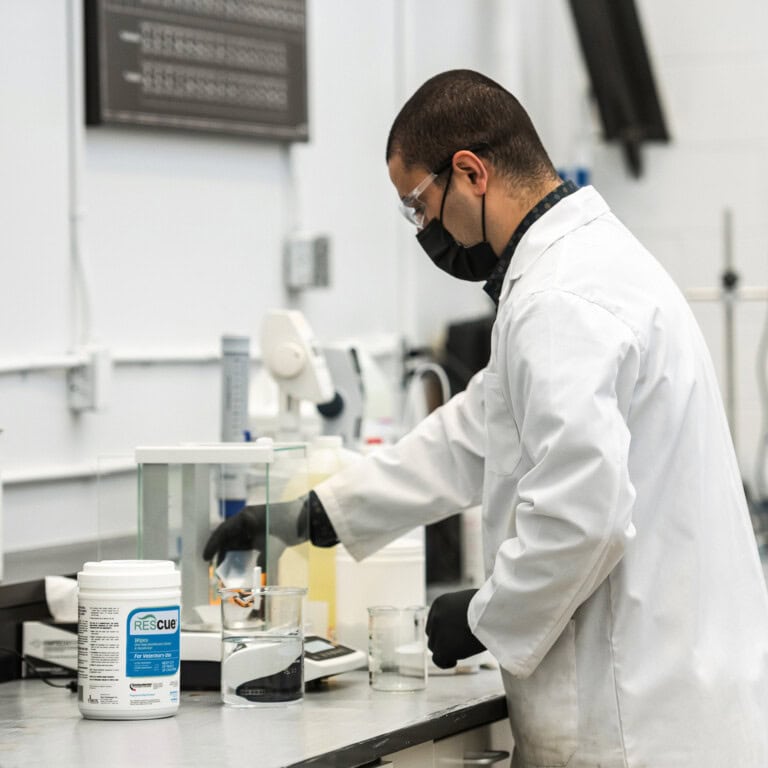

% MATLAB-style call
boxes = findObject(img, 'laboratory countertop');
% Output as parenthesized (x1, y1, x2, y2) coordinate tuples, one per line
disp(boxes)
(0, 669, 508, 768)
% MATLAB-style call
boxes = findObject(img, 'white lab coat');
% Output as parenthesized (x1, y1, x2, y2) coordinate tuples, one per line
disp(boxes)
(316, 187, 768, 767)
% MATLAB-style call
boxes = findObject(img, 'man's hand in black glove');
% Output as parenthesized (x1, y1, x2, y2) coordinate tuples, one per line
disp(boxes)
(426, 588, 486, 669)
(202, 497, 306, 564)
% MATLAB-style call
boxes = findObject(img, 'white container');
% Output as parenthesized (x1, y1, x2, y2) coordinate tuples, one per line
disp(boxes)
(77, 560, 181, 720)
(335, 536, 426, 652)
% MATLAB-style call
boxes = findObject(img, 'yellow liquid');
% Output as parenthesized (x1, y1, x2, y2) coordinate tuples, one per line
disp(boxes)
(277, 472, 338, 638)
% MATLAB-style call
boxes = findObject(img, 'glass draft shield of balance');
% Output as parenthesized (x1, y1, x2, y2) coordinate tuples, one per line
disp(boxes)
(135, 441, 311, 633)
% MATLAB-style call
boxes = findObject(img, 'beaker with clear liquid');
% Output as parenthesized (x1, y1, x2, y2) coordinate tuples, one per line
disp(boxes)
(220, 586, 307, 706)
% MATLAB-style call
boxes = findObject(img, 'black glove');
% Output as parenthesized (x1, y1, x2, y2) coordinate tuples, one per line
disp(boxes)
(202, 497, 306, 564)
(426, 588, 485, 669)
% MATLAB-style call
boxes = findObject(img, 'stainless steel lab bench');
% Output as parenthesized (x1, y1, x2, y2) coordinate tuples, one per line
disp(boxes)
(0, 669, 510, 767)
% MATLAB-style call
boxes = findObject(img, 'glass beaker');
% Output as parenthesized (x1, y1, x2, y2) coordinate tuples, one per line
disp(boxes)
(220, 586, 307, 707)
(367, 605, 427, 692)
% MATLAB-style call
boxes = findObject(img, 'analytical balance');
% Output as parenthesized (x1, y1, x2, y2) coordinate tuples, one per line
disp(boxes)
(135, 439, 365, 689)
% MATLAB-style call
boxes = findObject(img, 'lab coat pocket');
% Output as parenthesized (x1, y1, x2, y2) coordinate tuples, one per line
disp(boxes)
(502, 621, 578, 768)
(483, 371, 522, 476)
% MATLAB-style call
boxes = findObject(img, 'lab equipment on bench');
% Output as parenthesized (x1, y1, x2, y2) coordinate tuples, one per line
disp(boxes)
(135, 439, 366, 690)
(260, 310, 334, 441)
(220, 585, 307, 707)
(135, 440, 308, 688)
(302, 635, 367, 682)
(368, 605, 428, 692)
(316, 344, 365, 446)
(219, 334, 251, 519)
(136, 440, 304, 629)
(255, 309, 398, 447)
(77, 560, 181, 720)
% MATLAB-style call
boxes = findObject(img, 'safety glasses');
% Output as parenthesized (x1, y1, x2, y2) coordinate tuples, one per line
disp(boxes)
(398, 171, 439, 228)
(396, 143, 490, 229)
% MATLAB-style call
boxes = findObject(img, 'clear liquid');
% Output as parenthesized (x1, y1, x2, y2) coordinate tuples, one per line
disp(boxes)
(221, 635, 303, 706)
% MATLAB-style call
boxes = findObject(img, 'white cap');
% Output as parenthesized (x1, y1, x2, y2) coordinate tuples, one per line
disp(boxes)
(78, 560, 180, 590)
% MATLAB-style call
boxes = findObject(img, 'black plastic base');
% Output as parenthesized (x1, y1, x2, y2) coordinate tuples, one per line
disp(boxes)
(180, 659, 220, 691)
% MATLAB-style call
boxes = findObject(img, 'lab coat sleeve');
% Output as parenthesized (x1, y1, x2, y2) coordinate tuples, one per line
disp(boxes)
(468, 289, 639, 677)
(314, 369, 487, 561)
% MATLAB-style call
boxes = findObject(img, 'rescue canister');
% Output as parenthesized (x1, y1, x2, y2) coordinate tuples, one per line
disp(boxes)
(77, 560, 181, 719)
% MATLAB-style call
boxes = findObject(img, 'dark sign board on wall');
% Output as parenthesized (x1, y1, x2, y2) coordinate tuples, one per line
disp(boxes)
(568, 0, 668, 177)
(84, 0, 308, 140)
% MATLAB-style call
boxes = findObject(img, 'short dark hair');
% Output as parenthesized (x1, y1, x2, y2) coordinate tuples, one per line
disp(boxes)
(386, 70, 557, 187)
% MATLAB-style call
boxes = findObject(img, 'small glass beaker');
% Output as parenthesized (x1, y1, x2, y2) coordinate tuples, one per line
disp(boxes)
(367, 605, 427, 692)
(220, 585, 307, 707)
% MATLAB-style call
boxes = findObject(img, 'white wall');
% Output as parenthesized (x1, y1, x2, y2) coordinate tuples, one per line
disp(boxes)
(0, 1, 71, 358)
(289, 1, 402, 342)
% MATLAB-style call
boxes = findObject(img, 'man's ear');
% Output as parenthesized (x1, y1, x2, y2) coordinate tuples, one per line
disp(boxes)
(452, 150, 488, 195)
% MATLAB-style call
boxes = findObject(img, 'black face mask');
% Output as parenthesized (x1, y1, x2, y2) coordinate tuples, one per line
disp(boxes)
(416, 169, 498, 282)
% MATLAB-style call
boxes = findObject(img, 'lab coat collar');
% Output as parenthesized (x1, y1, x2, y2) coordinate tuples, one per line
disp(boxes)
(484, 180, 578, 306)
(498, 185, 610, 303)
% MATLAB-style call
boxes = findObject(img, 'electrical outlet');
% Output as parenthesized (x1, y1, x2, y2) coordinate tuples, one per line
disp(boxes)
(67, 346, 111, 413)
(284, 233, 331, 291)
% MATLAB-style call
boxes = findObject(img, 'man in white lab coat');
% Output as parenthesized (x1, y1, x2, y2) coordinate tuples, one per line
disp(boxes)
(208, 70, 768, 767)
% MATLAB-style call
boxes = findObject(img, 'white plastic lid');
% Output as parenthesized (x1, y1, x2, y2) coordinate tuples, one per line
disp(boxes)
(135, 441, 273, 465)
(77, 560, 180, 590)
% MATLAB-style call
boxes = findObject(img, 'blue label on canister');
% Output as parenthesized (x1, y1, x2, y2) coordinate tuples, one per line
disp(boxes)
(126, 606, 180, 677)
